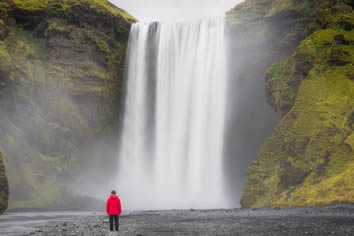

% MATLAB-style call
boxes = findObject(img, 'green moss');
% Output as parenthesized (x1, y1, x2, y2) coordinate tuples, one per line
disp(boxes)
(11, 0, 136, 25)
(46, 22, 72, 34)
(87, 34, 110, 54)
(89, 70, 109, 80)
(86, 0, 136, 23)
(47, 0, 137, 23)
(0, 41, 11, 74)
(265, 10, 354, 117)
(242, 7, 354, 208)
(13, 0, 49, 11)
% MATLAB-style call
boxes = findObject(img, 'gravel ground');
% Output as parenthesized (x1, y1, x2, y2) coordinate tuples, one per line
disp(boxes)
(1, 206, 354, 236)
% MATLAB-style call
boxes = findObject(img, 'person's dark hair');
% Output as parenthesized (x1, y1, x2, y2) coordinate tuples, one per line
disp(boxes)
(111, 190, 116, 195)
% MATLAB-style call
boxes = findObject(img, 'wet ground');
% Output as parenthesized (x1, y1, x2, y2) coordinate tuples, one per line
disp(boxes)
(1, 206, 354, 235)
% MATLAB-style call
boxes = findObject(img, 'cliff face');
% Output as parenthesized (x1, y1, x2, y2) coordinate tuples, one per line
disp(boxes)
(224, 0, 324, 202)
(0, 151, 8, 213)
(228, 0, 354, 208)
(0, 0, 134, 209)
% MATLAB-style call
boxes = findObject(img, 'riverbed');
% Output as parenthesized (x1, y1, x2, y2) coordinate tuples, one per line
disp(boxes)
(1, 206, 354, 235)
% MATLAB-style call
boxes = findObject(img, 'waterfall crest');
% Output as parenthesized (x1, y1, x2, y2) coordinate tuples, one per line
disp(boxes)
(118, 18, 229, 209)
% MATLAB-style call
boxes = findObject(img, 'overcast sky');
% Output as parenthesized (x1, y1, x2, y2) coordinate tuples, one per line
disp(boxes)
(110, 0, 244, 23)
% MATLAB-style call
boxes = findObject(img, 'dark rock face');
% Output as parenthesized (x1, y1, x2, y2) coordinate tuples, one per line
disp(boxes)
(328, 46, 351, 66)
(279, 160, 310, 188)
(0, 22, 9, 40)
(0, 0, 135, 209)
(0, 151, 9, 214)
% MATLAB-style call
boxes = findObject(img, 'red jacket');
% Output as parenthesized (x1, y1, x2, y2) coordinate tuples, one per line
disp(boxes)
(106, 194, 122, 216)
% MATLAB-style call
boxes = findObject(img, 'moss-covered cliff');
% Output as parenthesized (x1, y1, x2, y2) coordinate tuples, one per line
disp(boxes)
(233, 0, 354, 208)
(0, 0, 135, 209)
(224, 0, 330, 202)
(0, 151, 9, 213)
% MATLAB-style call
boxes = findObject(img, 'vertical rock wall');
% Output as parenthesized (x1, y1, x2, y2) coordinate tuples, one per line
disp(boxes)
(227, 0, 354, 208)
(0, 151, 8, 213)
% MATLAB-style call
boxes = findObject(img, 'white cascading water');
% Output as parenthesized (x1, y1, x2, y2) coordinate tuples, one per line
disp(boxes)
(118, 18, 228, 209)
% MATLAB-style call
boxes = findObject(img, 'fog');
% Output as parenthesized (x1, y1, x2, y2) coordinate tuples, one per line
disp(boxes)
(110, 0, 244, 22)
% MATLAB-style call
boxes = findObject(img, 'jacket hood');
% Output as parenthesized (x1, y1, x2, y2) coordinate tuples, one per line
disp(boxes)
(110, 194, 118, 200)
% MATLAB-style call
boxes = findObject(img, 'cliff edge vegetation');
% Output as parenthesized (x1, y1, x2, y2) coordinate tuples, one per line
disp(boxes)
(0, 0, 135, 209)
(234, 0, 354, 208)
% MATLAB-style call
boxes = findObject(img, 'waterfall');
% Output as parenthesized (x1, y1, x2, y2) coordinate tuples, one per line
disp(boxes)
(118, 18, 228, 209)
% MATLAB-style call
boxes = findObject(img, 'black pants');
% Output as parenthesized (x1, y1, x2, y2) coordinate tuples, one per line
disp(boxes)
(109, 215, 119, 231)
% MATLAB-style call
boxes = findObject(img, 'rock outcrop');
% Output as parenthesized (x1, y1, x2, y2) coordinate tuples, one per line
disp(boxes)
(224, 0, 328, 203)
(0, 151, 8, 213)
(229, 0, 354, 208)
(0, 0, 135, 209)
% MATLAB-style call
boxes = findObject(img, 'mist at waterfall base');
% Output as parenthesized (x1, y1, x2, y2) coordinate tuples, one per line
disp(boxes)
(117, 18, 229, 210)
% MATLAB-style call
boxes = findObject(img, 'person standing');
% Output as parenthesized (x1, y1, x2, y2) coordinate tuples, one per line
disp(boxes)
(106, 190, 122, 232)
